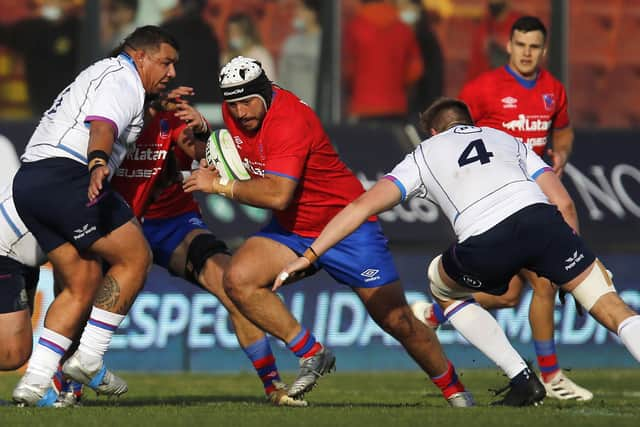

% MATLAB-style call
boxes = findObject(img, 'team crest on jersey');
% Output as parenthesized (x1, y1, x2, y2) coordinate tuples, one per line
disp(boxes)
(542, 93, 555, 111)
(501, 96, 518, 109)
(159, 119, 170, 137)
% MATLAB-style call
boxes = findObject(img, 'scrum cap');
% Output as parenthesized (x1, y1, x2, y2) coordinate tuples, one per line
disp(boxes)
(219, 56, 273, 108)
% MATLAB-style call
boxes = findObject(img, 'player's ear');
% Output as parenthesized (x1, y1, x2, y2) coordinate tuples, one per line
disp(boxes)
(506, 38, 512, 55)
(430, 128, 437, 136)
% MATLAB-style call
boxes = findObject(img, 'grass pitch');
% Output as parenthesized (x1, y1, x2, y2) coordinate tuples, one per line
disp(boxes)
(1, 369, 638, 426)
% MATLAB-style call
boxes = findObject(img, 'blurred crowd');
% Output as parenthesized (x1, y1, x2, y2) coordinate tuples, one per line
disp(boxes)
(0, 0, 636, 128)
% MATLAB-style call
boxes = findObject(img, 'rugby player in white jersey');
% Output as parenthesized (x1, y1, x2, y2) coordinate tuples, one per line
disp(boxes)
(11, 26, 179, 406)
(274, 98, 640, 406)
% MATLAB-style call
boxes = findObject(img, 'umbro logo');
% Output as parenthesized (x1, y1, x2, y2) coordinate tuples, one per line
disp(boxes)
(73, 224, 97, 240)
(188, 217, 205, 227)
(501, 96, 518, 109)
(564, 250, 585, 271)
(360, 269, 381, 282)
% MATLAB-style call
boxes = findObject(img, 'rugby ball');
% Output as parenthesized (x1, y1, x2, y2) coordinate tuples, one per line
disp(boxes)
(205, 129, 250, 185)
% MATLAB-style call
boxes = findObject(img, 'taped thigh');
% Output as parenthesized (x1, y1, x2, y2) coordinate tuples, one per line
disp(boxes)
(428, 255, 474, 302)
(570, 259, 616, 312)
(185, 233, 230, 284)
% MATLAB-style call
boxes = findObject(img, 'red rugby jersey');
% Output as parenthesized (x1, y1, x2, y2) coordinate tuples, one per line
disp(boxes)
(459, 65, 570, 156)
(222, 86, 368, 237)
(111, 111, 198, 219)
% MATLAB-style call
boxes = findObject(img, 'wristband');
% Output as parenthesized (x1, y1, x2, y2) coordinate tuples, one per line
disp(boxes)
(88, 150, 109, 164)
(89, 160, 107, 174)
(303, 246, 319, 264)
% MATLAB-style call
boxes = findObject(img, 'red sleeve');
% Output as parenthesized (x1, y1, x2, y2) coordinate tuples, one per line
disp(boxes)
(263, 115, 310, 181)
(552, 83, 570, 129)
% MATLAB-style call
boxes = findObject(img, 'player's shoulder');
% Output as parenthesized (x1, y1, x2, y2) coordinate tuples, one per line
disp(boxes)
(538, 69, 567, 91)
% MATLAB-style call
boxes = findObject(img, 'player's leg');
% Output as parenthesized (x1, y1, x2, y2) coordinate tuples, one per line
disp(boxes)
(353, 281, 473, 407)
(433, 247, 546, 406)
(224, 230, 334, 399)
(12, 245, 102, 406)
(62, 218, 151, 396)
(561, 259, 640, 361)
(522, 269, 593, 401)
(414, 272, 526, 329)
(0, 259, 38, 370)
(164, 224, 306, 406)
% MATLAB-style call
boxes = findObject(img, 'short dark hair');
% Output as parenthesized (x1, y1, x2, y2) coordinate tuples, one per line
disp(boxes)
(301, 0, 322, 15)
(420, 98, 473, 134)
(511, 16, 547, 41)
(111, 25, 180, 57)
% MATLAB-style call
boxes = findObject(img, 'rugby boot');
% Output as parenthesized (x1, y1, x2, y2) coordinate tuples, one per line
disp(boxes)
(287, 347, 336, 398)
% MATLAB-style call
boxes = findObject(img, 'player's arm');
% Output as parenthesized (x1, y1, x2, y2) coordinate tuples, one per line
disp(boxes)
(548, 126, 574, 177)
(87, 120, 117, 201)
(535, 170, 579, 233)
(183, 165, 298, 211)
(273, 179, 402, 290)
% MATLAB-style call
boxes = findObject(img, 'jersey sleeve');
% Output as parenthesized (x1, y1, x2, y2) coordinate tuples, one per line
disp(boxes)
(84, 72, 142, 139)
(551, 83, 570, 130)
(263, 115, 310, 181)
(384, 148, 427, 201)
(523, 143, 553, 179)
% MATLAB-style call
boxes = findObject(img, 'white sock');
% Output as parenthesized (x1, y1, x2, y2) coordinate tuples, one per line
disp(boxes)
(26, 328, 72, 385)
(445, 300, 527, 379)
(77, 306, 125, 368)
(617, 315, 640, 362)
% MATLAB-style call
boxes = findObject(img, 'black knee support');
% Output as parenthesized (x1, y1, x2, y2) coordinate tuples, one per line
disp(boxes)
(184, 233, 230, 284)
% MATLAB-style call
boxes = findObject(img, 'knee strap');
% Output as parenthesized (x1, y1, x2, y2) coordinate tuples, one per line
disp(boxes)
(185, 233, 230, 284)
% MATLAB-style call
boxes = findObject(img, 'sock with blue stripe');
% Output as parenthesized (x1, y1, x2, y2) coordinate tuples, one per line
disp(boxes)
(287, 327, 322, 359)
(25, 328, 72, 386)
(77, 306, 125, 370)
(534, 339, 560, 382)
(243, 337, 282, 395)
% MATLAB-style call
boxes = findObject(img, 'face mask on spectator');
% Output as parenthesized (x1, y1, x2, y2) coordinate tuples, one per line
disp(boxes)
(399, 9, 419, 26)
(41, 5, 63, 21)
(292, 17, 307, 32)
(229, 37, 246, 50)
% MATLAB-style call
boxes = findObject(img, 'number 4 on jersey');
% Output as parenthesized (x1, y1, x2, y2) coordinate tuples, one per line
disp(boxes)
(458, 139, 494, 167)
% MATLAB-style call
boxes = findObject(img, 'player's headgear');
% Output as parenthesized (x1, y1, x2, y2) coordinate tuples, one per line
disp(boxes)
(219, 56, 273, 108)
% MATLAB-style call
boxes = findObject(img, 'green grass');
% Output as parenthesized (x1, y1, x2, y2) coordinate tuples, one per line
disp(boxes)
(1, 369, 638, 426)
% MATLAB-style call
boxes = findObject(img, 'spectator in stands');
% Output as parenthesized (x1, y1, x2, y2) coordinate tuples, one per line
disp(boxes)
(0, 0, 82, 116)
(343, 0, 423, 124)
(465, 0, 520, 82)
(135, 0, 179, 27)
(278, 0, 322, 110)
(395, 0, 444, 116)
(222, 13, 277, 82)
(104, 0, 139, 55)
(162, 0, 222, 103)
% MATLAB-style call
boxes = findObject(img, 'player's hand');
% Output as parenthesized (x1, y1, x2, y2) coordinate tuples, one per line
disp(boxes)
(273, 257, 312, 291)
(175, 102, 207, 133)
(547, 148, 568, 177)
(182, 162, 219, 193)
(88, 165, 110, 202)
(166, 86, 195, 102)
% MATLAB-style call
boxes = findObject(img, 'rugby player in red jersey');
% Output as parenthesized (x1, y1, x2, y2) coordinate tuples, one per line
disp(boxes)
(183, 56, 474, 407)
(110, 88, 306, 407)
(443, 16, 591, 401)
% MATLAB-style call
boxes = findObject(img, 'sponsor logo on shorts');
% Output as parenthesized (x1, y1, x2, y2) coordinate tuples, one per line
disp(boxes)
(360, 268, 381, 282)
(73, 224, 97, 240)
(461, 275, 482, 288)
(188, 217, 205, 227)
(564, 250, 585, 271)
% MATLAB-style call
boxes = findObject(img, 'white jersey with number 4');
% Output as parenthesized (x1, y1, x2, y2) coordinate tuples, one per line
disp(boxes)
(21, 53, 145, 171)
(0, 185, 46, 267)
(386, 125, 552, 242)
